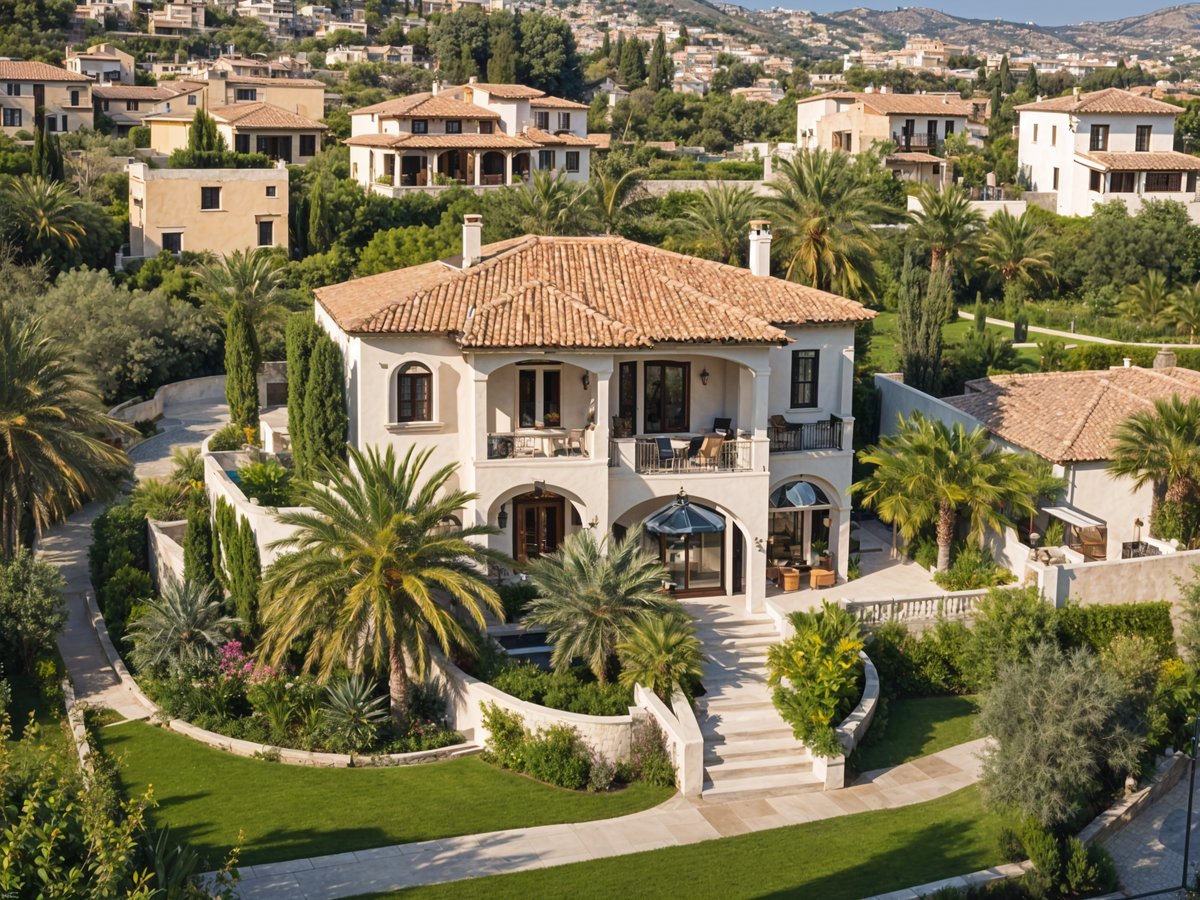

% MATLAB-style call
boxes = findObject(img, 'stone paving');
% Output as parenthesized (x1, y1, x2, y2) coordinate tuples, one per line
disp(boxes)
(231, 739, 988, 900)
(36, 398, 228, 720)
(1103, 768, 1200, 898)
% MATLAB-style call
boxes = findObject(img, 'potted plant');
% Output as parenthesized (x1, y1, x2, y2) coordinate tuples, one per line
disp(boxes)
(811, 538, 830, 568)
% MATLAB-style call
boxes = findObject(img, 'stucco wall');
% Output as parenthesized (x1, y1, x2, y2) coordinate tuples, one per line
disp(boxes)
(202, 451, 303, 565)
(876, 373, 984, 436)
(1047, 547, 1200, 609)
(109, 373, 227, 422)
(147, 519, 186, 589)
(635, 685, 703, 797)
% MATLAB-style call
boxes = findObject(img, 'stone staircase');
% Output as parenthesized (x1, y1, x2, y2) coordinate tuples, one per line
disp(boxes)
(685, 601, 824, 798)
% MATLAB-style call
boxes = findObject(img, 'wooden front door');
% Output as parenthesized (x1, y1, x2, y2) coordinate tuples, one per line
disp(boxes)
(513, 493, 565, 563)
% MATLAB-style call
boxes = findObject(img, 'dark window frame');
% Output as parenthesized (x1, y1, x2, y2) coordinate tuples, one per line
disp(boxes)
(1089, 169, 1103, 192)
(396, 363, 433, 422)
(200, 186, 221, 210)
(161, 231, 182, 253)
(790, 349, 820, 409)
(257, 219, 274, 247)
(1110, 171, 1136, 193)
(643, 361, 690, 434)
(444, 119, 462, 134)
(411, 119, 428, 134)
(565, 150, 580, 172)
(1136, 124, 1152, 152)
(534, 110, 550, 130)
(1089, 124, 1109, 152)
(299, 133, 316, 156)
(1145, 171, 1182, 192)
(479, 119, 494, 134)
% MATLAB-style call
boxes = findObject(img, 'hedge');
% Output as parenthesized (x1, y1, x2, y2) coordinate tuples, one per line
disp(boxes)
(1063, 344, 1200, 372)
(1056, 602, 1175, 658)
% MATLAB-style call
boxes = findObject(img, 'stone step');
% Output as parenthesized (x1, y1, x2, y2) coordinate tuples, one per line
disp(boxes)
(701, 720, 795, 743)
(699, 702, 784, 725)
(701, 772, 825, 799)
(693, 622, 778, 637)
(704, 737, 810, 765)
(704, 749, 811, 774)
(698, 695, 775, 714)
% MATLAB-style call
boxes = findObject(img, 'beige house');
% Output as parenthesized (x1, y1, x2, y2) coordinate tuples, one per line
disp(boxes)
(65, 43, 136, 83)
(796, 89, 973, 155)
(126, 161, 288, 261)
(149, 0, 206, 34)
(146, 102, 326, 162)
(93, 82, 204, 135)
(189, 71, 326, 120)
(0, 61, 93, 135)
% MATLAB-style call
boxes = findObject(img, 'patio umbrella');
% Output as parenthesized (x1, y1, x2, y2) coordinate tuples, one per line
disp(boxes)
(769, 480, 829, 509)
(644, 490, 725, 535)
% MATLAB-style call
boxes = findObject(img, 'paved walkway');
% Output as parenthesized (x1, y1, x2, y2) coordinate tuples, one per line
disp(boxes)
(1103, 768, 1199, 898)
(36, 397, 228, 720)
(231, 738, 987, 899)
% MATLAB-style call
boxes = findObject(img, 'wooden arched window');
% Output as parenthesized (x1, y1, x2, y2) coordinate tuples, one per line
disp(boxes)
(396, 363, 432, 422)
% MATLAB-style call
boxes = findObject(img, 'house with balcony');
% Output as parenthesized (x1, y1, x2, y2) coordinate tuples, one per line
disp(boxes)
(346, 79, 593, 195)
(0, 61, 93, 135)
(145, 101, 326, 162)
(796, 89, 973, 156)
(1016, 88, 1200, 222)
(312, 217, 872, 612)
(149, 0, 206, 34)
(65, 43, 136, 83)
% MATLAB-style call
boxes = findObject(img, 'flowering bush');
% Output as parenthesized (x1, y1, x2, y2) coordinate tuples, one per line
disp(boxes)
(217, 641, 277, 685)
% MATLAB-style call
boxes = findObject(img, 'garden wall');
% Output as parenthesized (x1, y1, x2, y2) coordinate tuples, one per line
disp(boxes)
(635, 685, 704, 797)
(875, 373, 985, 439)
(109, 363, 287, 425)
(202, 450, 303, 566)
(147, 519, 186, 589)
(1046, 547, 1200, 611)
(432, 655, 636, 764)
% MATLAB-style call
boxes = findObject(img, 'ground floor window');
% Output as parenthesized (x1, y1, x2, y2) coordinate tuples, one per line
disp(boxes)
(1145, 171, 1182, 193)
(646, 529, 724, 594)
(161, 231, 182, 253)
(1110, 171, 1136, 193)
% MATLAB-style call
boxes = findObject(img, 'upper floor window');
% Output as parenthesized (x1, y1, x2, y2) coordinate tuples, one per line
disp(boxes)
(200, 186, 221, 210)
(69, 90, 80, 106)
(411, 119, 428, 134)
(445, 119, 462, 134)
(396, 363, 432, 422)
(517, 368, 561, 428)
(265, 185, 277, 197)
(5, 83, 20, 96)
(534, 110, 549, 130)
(235, 88, 257, 101)
(235, 133, 250, 154)
(479, 120, 493, 134)
(257, 219, 274, 246)
(643, 362, 688, 434)
(299, 134, 316, 156)
(1051, 125, 1057, 146)
(790, 349, 819, 409)
(1089, 124, 1109, 152)
(187, 94, 197, 105)
(943, 119, 954, 136)
(558, 112, 570, 130)
(1136, 124, 1152, 152)
(126, 100, 139, 111)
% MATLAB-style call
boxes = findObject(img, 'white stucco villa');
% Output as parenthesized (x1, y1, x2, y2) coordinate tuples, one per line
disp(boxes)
(311, 217, 874, 612)
(1016, 87, 1200, 222)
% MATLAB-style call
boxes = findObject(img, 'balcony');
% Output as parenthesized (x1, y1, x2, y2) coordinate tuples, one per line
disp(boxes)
(768, 416, 844, 453)
(892, 132, 941, 152)
(609, 435, 754, 474)
(487, 430, 590, 460)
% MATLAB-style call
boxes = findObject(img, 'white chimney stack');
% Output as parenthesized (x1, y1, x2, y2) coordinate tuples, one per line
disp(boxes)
(462, 214, 482, 268)
(748, 219, 771, 277)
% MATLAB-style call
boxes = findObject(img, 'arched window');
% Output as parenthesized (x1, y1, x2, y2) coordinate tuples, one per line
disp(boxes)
(396, 363, 432, 422)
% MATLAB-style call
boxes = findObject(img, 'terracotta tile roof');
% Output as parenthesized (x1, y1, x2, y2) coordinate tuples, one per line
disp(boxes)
(460, 82, 546, 100)
(314, 235, 874, 349)
(887, 151, 942, 164)
(344, 132, 535, 149)
(530, 95, 589, 110)
(797, 90, 971, 117)
(944, 367, 1200, 463)
(93, 83, 193, 101)
(1016, 87, 1181, 115)
(351, 92, 499, 119)
(0, 61, 90, 82)
(1078, 150, 1200, 172)
(210, 101, 326, 130)
(218, 74, 325, 87)
(522, 127, 594, 147)
(588, 132, 612, 150)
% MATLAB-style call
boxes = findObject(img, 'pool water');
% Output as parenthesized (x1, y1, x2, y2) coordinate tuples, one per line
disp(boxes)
(495, 630, 554, 669)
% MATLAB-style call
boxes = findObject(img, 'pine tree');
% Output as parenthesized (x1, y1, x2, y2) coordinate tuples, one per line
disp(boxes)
(307, 172, 334, 254)
(487, 27, 517, 83)
(224, 302, 260, 431)
(285, 316, 318, 478)
(183, 490, 217, 591)
(647, 31, 671, 92)
(303, 334, 347, 469)
(617, 36, 646, 88)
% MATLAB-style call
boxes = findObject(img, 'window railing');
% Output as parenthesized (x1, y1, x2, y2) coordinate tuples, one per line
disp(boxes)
(632, 437, 752, 474)
(769, 416, 843, 453)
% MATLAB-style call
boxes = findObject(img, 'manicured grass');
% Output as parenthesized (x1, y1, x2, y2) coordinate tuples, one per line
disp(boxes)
(92, 720, 673, 867)
(851, 695, 980, 773)
(868, 311, 1040, 374)
(359, 785, 1001, 900)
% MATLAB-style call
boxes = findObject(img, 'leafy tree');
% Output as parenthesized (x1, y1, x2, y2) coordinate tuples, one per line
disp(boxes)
(260, 446, 504, 723)
(0, 306, 128, 560)
(910, 182, 984, 276)
(0, 547, 65, 672)
(978, 641, 1142, 829)
(183, 490, 216, 591)
(491, 169, 590, 236)
(855, 412, 1038, 571)
(678, 181, 761, 265)
(127, 575, 239, 676)
(1120, 270, 1171, 323)
(768, 149, 885, 302)
(1167, 281, 1200, 343)
(285, 316, 319, 478)
(966, 586, 1058, 689)
(525, 524, 672, 683)
(302, 332, 347, 469)
(616, 611, 705, 702)
(223, 301, 259, 430)
(487, 26, 517, 83)
(977, 208, 1055, 289)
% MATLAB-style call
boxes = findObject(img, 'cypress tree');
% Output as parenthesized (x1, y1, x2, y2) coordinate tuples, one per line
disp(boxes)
(998, 54, 1012, 94)
(600, 30, 611, 61)
(183, 490, 216, 591)
(617, 36, 645, 87)
(973, 292, 986, 335)
(1024, 65, 1039, 95)
(303, 334, 348, 470)
(647, 31, 671, 92)
(678, 23, 688, 44)
(31, 128, 63, 181)
(899, 252, 952, 395)
(235, 517, 260, 634)
(285, 316, 318, 478)
(307, 172, 334, 254)
(487, 27, 518, 84)
(189, 108, 222, 153)
(224, 303, 260, 431)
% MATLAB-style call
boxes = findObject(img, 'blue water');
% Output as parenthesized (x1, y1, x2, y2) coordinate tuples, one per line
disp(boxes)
(225, 470, 242, 485)
(495, 630, 554, 669)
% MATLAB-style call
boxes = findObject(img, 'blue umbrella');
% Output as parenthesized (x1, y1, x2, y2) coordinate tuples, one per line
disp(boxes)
(769, 480, 829, 510)
(645, 490, 725, 535)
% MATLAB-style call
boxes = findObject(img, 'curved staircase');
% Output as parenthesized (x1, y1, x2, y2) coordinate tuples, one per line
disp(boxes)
(685, 601, 824, 798)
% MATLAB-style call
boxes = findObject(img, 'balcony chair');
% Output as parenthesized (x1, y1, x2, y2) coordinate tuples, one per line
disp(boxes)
(654, 437, 679, 471)
(565, 428, 587, 457)
(713, 417, 732, 436)
(695, 434, 725, 469)
(513, 435, 538, 457)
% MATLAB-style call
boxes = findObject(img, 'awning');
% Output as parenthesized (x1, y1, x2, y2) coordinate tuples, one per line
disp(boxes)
(769, 480, 830, 510)
(645, 490, 725, 535)
(1042, 506, 1106, 529)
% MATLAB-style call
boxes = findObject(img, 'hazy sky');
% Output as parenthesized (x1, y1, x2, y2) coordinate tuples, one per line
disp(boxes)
(733, 1, 1172, 27)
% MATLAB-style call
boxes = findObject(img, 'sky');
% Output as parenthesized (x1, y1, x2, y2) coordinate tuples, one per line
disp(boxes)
(732, 0, 1176, 27)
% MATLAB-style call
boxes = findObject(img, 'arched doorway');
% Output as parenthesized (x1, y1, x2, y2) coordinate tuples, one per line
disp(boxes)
(767, 479, 833, 568)
(437, 149, 467, 183)
(512, 152, 531, 182)
(480, 150, 505, 186)
(511, 488, 565, 563)
(643, 491, 726, 597)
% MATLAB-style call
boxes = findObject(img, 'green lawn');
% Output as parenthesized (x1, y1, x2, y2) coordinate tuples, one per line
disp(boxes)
(850, 695, 980, 773)
(868, 311, 1040, 373)
(92, 720, 673, 867)
(356, 785, 1000, 900)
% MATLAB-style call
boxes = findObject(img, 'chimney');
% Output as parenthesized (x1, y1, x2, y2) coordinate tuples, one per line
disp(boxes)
(1123, 357, 1132, 368)
(462, 214, 482, 268)
(469, 75, 477, 84)
(1154, 348, 1178, 369)
(431, 79, 441, 96)
(748, 219, 771, 277)
(1072, 86, 1081, 100)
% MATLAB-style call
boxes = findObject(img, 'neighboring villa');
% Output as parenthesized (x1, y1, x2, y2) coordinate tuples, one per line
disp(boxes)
(0, 61, 93, 135)
(346, 79, 593, 195)
(65, 43, 136, 83)
(876, 355, 1200, 570)
(795, 88, 977, 185)
(1016, 87, 1200, 222)
(185, 69, 326, 120)
(124, 161, 289, 264)
(149, 0, 206, 34)
(145, 102, 326, 163)
(310, 217, 871, 612)
(93, 82, 204, 136)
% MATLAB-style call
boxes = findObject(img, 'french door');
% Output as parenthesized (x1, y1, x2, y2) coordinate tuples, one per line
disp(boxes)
(513, 494, 564, 563)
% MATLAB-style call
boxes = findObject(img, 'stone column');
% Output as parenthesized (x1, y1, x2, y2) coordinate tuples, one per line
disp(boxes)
(504, 151, 513, 185)
(473, 151, 482, 186)
(593, 365, 612, 463)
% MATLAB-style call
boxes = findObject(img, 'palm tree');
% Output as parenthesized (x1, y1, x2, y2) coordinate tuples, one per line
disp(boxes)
(2, 175, 85, 261)
(500, 169, 591, 236)
(854, 413, 1038, 571)
(1120, 270, 1171, 324)
(616, 611, 706, 702)
(127, 576, 239, 675)
(976, 209, 1055, 290)
(1166, 281, 1200, 344)
(678, 182, 762, 265)
(588, 165, 644, 234)
(768, 149, 885, 301)
(909, 182, 985, 276)
(129, 477, 189, 522)
(525, 524, 674, 683)
(259, 445, 504, 723)
(192, 247, 288, 337)
(0, 307, 129, 560)
(1108, 396, 1200, 515)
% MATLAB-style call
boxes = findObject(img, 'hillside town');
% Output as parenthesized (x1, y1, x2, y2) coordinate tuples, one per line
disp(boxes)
(7, 1, 1200, 898)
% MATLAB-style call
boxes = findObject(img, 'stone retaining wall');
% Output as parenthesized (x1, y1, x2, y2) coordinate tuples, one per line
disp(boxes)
(813, 651, 879, 790)
(62, 677, 95, 776)
(147, 519, 186, 589)
(1084, 751, 1190, 847)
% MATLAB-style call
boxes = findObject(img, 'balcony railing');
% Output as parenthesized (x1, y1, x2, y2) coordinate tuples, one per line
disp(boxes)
(632, 437, 752, 474)
(769, 416, 843, 453)
(487, 431, 588, 460)
(892, 132, 941, 152)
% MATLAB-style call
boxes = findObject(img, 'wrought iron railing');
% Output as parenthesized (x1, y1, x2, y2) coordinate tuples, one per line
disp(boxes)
(769, 416, 843, 453)
(631, 438, 752, 474)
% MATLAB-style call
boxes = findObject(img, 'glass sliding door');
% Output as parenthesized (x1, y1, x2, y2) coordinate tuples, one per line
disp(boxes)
(643, 362, 689, 434)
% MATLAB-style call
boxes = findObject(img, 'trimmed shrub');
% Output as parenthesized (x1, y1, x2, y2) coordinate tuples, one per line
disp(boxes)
(89, 503, 147, 588)
(183, 491, 216, 590)
(933, 545, 1015, 591)
(99, 564, 153, 644)
(491, 663, 634, 716)
(207, 422, 245, 452)
(1057, 602, 1175, 658)
(236, 459, 292, 507)
(522, 724, 591, 790)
